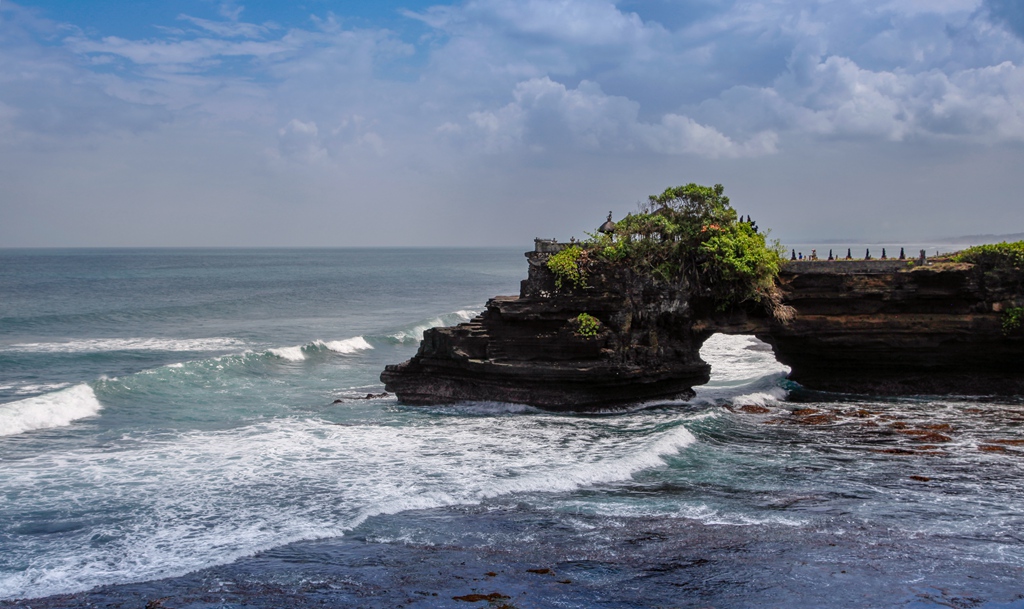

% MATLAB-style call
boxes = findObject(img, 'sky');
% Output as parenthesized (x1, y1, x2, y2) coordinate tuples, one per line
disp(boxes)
(1, 0, 1023, 247)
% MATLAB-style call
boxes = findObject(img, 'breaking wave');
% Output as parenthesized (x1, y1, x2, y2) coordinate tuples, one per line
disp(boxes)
(261, 308, 480, 362)
(316, 336, 374, 354)
(387, 309, 479, 343)
(0, 384, 102, 436)
(267, 336, 375, 362)
(0, 413, 697, 599)
(267, 346, 307, 362)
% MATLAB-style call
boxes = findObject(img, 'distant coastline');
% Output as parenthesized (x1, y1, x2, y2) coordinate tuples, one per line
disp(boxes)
(796, 232, 1024, 246)
(934, 232, 1024, 244)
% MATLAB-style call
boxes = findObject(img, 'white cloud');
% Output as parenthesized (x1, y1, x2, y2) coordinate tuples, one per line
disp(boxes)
(640, 115, 779, 158)
(446, 0, 656, 47)
(881, 0, 982, 17)
(3, 0, 1024, 246)
(696, 53, 1024, 143)
(460, 77, 777, 158)
(273, 115, 388, 163)
(65, 35, 293, 66)
(277, 118, 327, 162)
(176, 14, 275, 39)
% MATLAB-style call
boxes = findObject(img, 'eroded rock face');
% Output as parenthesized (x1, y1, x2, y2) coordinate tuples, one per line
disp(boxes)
(752, 261, 1024, 394)
(380, 251, 712, 410)
(382, 253, 1024, 409)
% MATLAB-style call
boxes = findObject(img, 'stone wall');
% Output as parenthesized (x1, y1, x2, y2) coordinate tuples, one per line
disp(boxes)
(780, 260, 914, 274)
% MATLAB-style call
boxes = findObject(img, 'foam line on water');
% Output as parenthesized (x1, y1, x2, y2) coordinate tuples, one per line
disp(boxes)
(2, 338, 246, 353)
(350, 420, 699, 527)
(12, 383, 73, 395)
(550, 497, 808, 527)
(0, 384, 102, 436)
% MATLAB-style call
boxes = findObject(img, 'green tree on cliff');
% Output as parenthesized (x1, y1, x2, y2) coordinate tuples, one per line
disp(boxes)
(587, 183, 789, 318)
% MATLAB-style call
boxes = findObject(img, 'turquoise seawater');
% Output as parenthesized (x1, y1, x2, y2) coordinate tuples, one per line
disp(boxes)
(1, 248, 1023, 607)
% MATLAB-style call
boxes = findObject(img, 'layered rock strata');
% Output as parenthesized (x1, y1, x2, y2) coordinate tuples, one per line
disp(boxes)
(382, 247, 1024, 409)
(380, 248, 712, 410)
(754, 260, 1024, 394)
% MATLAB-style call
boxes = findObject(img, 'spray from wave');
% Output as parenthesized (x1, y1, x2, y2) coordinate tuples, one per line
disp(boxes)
(387, 310, 479, 344)
(0, 384, 103, 436)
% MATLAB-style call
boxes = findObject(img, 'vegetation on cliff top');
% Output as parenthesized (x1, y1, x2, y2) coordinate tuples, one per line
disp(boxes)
(547, 245, 589, 290)
(951, 241, 1024, 311)
(951, 241, 1024, 271)
(549, 183, 788, 319)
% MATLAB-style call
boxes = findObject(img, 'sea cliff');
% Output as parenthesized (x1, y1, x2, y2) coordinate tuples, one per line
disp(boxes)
(381, 243, 1024, 409)
(747, 259, 1024, 394)
(381, 245, 712, 410)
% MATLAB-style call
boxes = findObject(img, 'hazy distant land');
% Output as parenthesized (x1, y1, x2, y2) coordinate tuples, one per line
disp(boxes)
(801, 233, 1024, 246)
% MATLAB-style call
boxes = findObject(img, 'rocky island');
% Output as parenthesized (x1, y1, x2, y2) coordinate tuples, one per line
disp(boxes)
(382, 184, 1024, 409)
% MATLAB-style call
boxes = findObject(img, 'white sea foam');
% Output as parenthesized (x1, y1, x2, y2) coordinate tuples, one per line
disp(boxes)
(0, 384, 102, 436)
(699, 333, 789, 383)
(318, 336, 374, 354)
(13, 382, 72, 395)
(267, 346, 306, 361)
(730, 386, 788, 406)
(268, 337, 373, 361)
(4, 337, 246, 353)
(423, 401, 540, 416)
(689, 333, 791, 405)
(0, 412, 698, 600)
(551, 498, 807, 527)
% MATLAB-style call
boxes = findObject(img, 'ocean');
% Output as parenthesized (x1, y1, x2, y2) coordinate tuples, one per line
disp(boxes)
(1, 248, 1023, 608)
